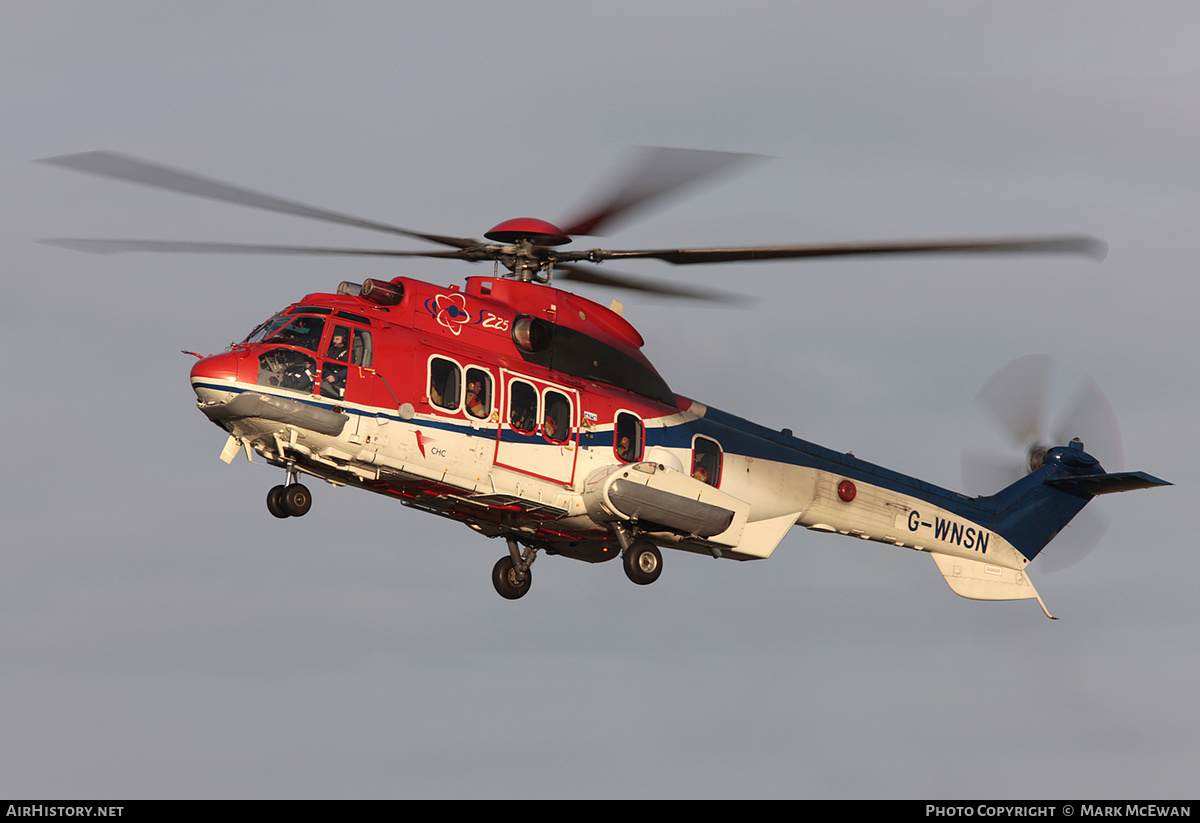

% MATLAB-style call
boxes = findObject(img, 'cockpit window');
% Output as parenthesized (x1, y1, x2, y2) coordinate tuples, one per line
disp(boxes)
(351, 328, 372, 368)
(244, 315, 290, 345)
(258, 348, 315, 393)
(272, 316, 326, 352)
(244, 314, 326, 351)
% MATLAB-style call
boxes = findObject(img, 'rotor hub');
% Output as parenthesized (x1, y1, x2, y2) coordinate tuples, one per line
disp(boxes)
(1027, 443, 1048, 474)
(484, 218, 571, 246)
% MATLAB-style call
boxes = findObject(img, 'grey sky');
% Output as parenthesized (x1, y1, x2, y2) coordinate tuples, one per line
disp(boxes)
(2, 1, 1196, 798)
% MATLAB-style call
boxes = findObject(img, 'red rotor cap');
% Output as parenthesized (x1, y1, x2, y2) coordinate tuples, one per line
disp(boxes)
(484, 218, 571, 246)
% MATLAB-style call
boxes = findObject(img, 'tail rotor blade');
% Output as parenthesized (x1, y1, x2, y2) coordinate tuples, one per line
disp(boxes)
(962, 449, 1025, 497)
(974, 354, 1053, 450)
(1053, 376, 1124, 471)
(1036, 508, 1110, 573)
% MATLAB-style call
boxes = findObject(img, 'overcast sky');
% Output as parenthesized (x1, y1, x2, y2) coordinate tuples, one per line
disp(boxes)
(2, 1, 1197, 799)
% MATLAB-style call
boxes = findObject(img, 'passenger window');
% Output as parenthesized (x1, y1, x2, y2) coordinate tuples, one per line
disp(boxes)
(465, 368, 492, 420)
(429, 358, 461, 411)
(614, 413, 643, 463)
(692, 437, 722, 486)
(509, 381, 537, 433)
(543, 391, 571, 443)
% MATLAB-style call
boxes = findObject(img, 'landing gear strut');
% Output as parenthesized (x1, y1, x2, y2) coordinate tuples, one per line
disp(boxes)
(492, 539, 537, 600)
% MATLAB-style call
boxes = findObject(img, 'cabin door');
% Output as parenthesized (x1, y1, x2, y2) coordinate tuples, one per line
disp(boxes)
(493, 370, 580, 486)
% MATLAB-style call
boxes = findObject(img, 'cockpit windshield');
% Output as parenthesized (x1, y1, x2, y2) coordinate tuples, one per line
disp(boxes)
(244, 315, 290, 345)
(243, 314, 325, 351)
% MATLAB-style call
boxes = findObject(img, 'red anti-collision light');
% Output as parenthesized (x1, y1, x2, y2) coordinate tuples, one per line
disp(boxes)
(837, 480, 857, 502)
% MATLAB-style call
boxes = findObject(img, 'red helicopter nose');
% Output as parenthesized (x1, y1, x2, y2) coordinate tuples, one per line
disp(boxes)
(190, 351, 242, 398)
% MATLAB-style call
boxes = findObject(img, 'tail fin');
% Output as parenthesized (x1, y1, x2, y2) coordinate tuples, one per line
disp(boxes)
(979, 439, 1170, 563)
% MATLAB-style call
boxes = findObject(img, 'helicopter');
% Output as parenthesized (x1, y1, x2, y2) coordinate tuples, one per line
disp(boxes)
(39, 147, 1170, 613)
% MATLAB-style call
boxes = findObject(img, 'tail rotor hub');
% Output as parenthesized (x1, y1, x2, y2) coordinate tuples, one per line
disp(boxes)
(1027, 443, 1048, 474)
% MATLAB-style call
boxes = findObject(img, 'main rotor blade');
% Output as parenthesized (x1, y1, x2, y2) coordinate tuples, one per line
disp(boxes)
(584, 235, 1107, 265)
(38, 238, 472, 258)
(559, 147, 757, 237)
(554, 263, 735, 302)
(37, 151, 479, 250)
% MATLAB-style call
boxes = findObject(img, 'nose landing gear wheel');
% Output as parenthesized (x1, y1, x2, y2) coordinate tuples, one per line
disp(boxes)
(492, 555, 532, 600)
(623, 540, 662, 585)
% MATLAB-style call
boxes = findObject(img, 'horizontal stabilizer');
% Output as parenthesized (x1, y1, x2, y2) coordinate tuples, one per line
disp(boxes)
(1045, 471, 1172, 497)
(929, 552, 1055, 618)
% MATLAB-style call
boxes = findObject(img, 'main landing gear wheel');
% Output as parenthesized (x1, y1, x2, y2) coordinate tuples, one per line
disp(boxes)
(266, 483, 312, 518)
(267, 485, 289, 519)
(492, 556, 532, 600)
(623, 540, 662, 586)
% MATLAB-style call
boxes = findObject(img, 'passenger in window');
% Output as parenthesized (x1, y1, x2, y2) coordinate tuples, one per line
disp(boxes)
(429, 359, 460, 410)
(614, 413, 643, 463)
(544, 394, 569, 443)
(510, 384, 537, 433)
(465, 378, 488, 419)
(692, 438, 721, 486)
(616, 435, 635, 463)
(430, 374, 444, 407)
(511, 406, 533, 432)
